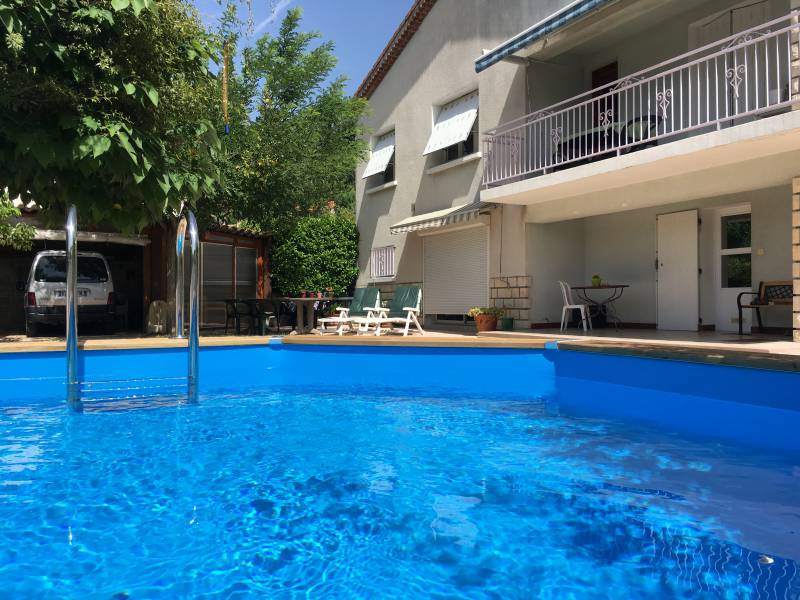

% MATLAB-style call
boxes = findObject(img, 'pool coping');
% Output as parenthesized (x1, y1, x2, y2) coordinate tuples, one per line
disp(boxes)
(0, 336, 273, 354)
(2, 334, 798, 372)
(0, 334, 551, 354)
(280, 335, 551, 349)
(552, 339, 800, 372)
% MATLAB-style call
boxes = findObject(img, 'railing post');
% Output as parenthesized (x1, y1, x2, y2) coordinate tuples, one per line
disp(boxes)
(186, 211, 200, 402)
(65, 205, 80, 410)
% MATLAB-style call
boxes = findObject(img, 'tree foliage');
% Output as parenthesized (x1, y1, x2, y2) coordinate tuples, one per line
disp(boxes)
(205, 7, 368, 237)
(271, 215, 358, 296)
(0, 190, 35, 250)
(0, 0, 220, 231)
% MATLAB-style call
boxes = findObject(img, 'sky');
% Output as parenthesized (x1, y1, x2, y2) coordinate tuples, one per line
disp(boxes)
(191, 0, 416, 96)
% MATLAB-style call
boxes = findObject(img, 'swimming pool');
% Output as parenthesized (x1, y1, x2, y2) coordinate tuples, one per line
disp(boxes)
(1, 342, 799, 598)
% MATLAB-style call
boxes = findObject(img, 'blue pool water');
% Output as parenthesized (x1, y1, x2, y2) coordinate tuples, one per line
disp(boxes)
(1, 344, 799, 598)
(0, 344, 800, 600)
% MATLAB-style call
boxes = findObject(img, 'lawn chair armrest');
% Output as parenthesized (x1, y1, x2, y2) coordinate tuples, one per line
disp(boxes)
(402, 307, 420, 313)
(736, 291, 759, 308)
(335, 307, 350, 314)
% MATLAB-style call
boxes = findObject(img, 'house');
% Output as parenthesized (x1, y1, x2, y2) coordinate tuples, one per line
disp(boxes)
(354, 0, 800, 342)
(0, 198, 270, 334)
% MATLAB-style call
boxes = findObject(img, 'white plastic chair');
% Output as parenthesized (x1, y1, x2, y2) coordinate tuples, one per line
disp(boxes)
(558, 281, 592, 332)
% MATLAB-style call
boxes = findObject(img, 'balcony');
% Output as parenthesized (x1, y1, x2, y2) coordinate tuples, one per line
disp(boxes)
(482, 12, 800, 191)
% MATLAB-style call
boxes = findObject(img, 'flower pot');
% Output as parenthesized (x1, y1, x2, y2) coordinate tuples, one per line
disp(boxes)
(591, 276, 602, 288)
(498, 316, 514, 331)
(474, 314, 498, 332)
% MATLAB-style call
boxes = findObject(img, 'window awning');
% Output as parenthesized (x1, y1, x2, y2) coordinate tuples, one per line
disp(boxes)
(474, 0, 615, 73)
(423, 91, 479, 155)
(390, 201, 491, 234)
(362, 131, 396, 178)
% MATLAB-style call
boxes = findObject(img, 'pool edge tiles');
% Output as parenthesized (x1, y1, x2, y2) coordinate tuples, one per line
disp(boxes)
(551, 348, 800, 452)
(0, 342, 558, 404)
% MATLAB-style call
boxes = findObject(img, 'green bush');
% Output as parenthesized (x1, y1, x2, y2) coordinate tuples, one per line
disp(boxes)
(271, 216, 359, 296)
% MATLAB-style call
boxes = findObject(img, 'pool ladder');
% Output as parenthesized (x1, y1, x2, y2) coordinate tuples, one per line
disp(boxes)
(175, 211, 200, 402)
(65, 206, 79, 408)
(64, 207, 200, 408)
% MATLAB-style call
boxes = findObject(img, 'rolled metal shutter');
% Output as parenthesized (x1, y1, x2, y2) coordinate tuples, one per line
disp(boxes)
(423, 226, 488, 315)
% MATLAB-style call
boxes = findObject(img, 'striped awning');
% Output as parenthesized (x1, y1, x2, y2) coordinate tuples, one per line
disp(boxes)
(475, 0, 615, 73)
(390, 201, 491, 234)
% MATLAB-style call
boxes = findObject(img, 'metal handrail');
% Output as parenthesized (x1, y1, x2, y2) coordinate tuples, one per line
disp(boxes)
(186, 211, 200, 402)
(482, 11, 800, 187)
(175, 216, 187, 338)
(174, 211, 199, 401)
(65, 205, 80, 409)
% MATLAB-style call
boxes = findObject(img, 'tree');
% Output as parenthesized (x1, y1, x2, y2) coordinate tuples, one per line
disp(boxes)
(271, 215, 358, 296)
(0, 0, 220, 232)
(205, 7, 368, 237)
(0, 190, 35, 250)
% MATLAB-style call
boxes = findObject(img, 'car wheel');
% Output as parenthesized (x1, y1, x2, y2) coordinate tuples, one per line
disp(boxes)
(25, 320, 39, 337)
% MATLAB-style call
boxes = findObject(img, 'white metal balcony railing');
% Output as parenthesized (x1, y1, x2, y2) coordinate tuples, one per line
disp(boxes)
(482, 12, 800, 188)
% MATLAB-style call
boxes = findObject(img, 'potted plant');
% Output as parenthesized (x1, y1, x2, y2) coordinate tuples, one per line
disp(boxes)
(467, 306, 505, 332)
(499, 315, 514, 330)
(591, 274, 602, 287)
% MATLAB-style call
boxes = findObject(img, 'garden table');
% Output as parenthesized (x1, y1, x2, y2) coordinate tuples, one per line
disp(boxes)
(571, 284, 629, 328)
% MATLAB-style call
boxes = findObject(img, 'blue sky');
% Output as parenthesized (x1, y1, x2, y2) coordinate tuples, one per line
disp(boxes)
(191, 0, 415, 96)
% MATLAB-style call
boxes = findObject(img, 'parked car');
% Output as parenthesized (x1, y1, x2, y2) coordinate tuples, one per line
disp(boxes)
(23, 251, 116, 336)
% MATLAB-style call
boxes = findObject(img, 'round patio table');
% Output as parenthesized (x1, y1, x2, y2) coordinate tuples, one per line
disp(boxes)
(571, 284, 629, 328)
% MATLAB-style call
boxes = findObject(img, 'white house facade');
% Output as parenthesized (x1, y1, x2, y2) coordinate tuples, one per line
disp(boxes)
(354, 0, 800, 341)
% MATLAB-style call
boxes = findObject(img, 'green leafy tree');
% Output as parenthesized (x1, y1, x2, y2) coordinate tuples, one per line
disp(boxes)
(205, 7, 368, 237)
(0, 190, 35, 250)
(0, 0, 220, 231)
(271, 215, 358, 296)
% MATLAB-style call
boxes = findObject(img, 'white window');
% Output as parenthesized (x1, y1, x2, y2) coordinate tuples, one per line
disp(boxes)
(370, 245, 395, 279)
(424, 91, 479, 157)
(362, 130, 396, 182)
(720, 212, 751, 289)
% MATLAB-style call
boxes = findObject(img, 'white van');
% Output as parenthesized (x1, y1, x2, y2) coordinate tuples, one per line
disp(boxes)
(24, 251, 116, 336)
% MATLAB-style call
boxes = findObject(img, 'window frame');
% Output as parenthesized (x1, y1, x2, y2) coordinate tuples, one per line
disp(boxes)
(364, 129, 396, 189)
(718, 211, 752, 289)
(440, 112, 479, 165)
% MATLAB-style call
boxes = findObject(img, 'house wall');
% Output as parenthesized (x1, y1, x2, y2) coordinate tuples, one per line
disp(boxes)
(528, 0, 790, 104)
(527, 219, 586, 326)
(526, 186, 793, 329)
(355, 0, 577, 299)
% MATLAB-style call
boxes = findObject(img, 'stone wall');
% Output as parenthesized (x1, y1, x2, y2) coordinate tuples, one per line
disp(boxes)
(793, 180, 800, 342)
(490, 275, 531, 329)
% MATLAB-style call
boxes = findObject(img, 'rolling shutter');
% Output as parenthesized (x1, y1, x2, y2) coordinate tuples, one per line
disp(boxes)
(423, 226, 488, 315)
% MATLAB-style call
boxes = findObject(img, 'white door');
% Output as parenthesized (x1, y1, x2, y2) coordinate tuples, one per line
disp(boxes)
(423, 226, 488, 316)
(713, 205, 752, 332)
(657, 210, 699, 331)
